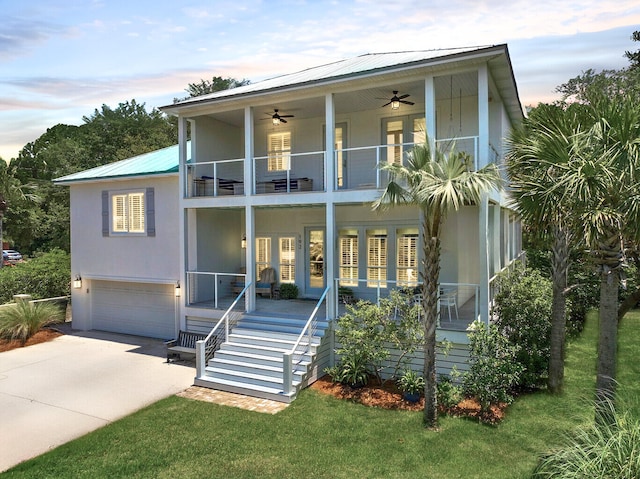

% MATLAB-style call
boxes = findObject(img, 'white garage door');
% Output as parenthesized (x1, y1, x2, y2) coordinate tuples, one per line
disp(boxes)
(92, 281, 176, 339)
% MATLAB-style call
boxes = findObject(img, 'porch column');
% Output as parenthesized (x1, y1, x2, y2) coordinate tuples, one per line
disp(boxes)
(478, 195, 490, 325)
(244, 107, 256, 311)
(478, 64, 489, 169)
(325, 93, 335, 192)
(177, 117, 189, 330)
(326, 202, 336, 320)
(492, 204, 502, 275)
(424, 75, 436, 150)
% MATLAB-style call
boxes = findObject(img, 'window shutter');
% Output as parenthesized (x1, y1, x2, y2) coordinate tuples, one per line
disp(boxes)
(128, 193, 145, 233)
(146, 187, 155, 237)
(102, 190, 109, 236)
(112, 194, 127, 232)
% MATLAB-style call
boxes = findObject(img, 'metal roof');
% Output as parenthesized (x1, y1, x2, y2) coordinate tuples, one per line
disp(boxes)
(165, 46, 506, 108)
(54, 142, 187, 185)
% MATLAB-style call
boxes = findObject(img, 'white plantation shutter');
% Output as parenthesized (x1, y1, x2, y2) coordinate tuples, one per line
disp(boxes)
(339, 235, 358, 286)
(268, 132, 291, 171)
(367, 235, 387, 288)
(256, 237, 272, 279)
(397, 234, 418, 286)
(386, 120, 403, 165)
(112, 194, 128, 232)
(128, 192, 145, 233)
(279, 237, 296, 283)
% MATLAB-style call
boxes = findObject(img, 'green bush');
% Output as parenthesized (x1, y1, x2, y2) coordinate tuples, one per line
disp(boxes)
(437, 372, 463, 409)
(0, 300, 65, 344)
(279, 283, 299, 299)
(463, 321, 524, 412)
(329, 290, 422, 385)
(533, 399, 640, 478)
(397, 369, 425, 395)
(0, 249, 71, 304)
(493, 265, 552, 388)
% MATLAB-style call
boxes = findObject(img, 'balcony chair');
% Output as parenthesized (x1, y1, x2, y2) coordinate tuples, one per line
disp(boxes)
(440, 288, 459, 321)
(230, 266, 277, 298)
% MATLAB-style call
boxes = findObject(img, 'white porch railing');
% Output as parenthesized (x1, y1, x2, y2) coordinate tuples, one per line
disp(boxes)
(186, 158, 244, 198)
(186, 271, 246, 310)
(195, 283, 251, 378)
(333, 278, 481, 326)
(282, 285, 330, 395)
(252, 150, 325, 194)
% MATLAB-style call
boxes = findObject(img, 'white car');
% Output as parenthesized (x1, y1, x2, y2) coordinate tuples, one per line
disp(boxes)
(3, 250, 23, 262)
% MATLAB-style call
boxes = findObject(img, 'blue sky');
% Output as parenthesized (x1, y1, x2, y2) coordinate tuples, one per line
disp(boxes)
(1, 0, 639, 161)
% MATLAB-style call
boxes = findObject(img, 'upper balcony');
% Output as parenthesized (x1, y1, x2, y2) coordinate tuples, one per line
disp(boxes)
(178, 67, 510, 203)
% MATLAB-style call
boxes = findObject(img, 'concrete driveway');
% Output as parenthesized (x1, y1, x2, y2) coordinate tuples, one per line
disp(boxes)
(0, 325, 195, 472)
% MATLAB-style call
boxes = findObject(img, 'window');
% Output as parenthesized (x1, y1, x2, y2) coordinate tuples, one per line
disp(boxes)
(386, 120, 403, 165)
(397, 231, 418, 287)
(102, 189, 154, 237)
(279, 237, 296, 284)
(339, 232, 358, 287)
(413, 117, 426, 144)
(256, 237, 272, 280)
(367, 231, 387, 288)
(268, 132, 291, 171)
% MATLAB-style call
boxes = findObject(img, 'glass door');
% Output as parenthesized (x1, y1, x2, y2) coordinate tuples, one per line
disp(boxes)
(306, 228, 325, 295)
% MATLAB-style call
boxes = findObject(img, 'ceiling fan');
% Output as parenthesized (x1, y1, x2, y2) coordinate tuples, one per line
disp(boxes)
(379, 91, 414, 110)
(265, 108, 294, 125)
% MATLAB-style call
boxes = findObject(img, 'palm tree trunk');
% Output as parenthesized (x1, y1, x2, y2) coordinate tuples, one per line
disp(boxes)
(548, 224, 570, 394)
(595, 234, 622, 423)
(421, 228, 440, 428)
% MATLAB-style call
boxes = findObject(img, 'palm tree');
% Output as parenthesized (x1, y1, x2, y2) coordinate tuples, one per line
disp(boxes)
(554, 92, 640, 416)
(506, 103, 586, 394)
(373, 137, 503, 427)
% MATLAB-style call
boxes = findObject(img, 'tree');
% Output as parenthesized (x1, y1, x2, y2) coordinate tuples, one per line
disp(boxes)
(373, 137, 503, 427)
(174, 76, 250, 103)
(506, 102, 586, 393)
(624, 30, 640, 69)
(553, 91, 640, 417)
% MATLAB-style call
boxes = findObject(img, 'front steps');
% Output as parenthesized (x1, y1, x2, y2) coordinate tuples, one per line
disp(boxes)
(194, 313, 329, 403)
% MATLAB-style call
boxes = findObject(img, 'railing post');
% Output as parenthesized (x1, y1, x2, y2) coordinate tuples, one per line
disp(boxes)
(214, 273, 219, 309)
(213, 163, 218, 196)
(196, 340, 205, 377)
(283, 352, 292, 395)
(376, 147, 381, 188)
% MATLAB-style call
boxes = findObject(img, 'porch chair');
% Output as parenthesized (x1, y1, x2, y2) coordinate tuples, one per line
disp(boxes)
(256, 267, 277, 298)
(439, 288, 459, 321)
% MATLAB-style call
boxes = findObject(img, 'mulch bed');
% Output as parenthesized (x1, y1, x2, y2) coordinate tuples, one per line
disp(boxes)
(311, 375, 506, 423)
(0, 329, 63, 352)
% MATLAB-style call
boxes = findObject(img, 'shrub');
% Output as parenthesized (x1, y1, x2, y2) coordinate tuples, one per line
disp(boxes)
(330, 290, 422, 385)
(279, 283, 299, 299)
(397, 369, 425, 395)
(533, 399, 640, 478)
(493, 265, 552, 388)
(463, 321, 524, 412)
(0, 249, 71, 304)
(0, 301, 65, 344)
(437, 372, 463, 409)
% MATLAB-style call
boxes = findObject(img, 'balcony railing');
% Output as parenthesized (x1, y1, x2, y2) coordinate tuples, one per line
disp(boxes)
(186, 271, 247, 311)
(184, 135, 493, 198)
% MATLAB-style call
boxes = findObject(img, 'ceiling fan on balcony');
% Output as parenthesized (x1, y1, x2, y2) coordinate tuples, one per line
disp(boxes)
(378, 91, 414, 110)
(264, 109, 294, 125)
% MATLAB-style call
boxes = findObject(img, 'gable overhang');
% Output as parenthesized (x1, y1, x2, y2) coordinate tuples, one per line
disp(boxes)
(54, 171, 178, 187)
(161, 45, 524, 126)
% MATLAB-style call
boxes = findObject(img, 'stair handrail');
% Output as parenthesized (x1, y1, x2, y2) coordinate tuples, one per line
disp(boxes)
(196, 282, 252, 378)
(282, 285, 330, 395)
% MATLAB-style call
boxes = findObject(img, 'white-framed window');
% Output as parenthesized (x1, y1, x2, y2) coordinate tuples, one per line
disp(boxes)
(397, 230, 419, 287)
(111, 191, 145, 234)
(367, 230, 387, 288)
(256, 237, 272, 280)
(268, 132, 291, 171)
(385, 119, 403, 165)
(279, 237, 296, 283)
(339, 232, 358, 287)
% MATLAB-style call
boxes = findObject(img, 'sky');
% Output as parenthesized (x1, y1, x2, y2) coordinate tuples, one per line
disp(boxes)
(1, 0, 639, 162)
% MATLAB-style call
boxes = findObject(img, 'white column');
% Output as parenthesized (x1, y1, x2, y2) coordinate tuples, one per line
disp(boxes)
(325, 93, 337, 320)
(244, 107, 256, 311)
(478, 195, 490, 325)
(325, 93, 335, 192)
(478, 65, 489, 169)
(177, 117, 189, 331)
(326, 202, 336, 320)
(493, 205, 502, 275)
(425, 75, 436, 150)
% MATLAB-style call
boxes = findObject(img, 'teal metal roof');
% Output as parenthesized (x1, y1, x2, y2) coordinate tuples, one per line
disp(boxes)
(54, 142, 188, 184)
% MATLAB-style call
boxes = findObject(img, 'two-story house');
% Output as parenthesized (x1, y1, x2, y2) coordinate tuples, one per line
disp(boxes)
(60, 45, 524, 402)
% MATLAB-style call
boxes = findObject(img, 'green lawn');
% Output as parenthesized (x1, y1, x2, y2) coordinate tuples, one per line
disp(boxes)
(3, 311, 640, 479)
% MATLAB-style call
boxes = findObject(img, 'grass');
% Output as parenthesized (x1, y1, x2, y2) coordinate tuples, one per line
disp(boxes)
(3, 310, 640, 479)
(0, 301, 64, 344)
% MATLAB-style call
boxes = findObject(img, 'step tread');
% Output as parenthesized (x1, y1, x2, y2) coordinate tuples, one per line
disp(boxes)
(216, 349, 311, 365)
(207, 366, 302, 385)
(197, 376, 293, 396)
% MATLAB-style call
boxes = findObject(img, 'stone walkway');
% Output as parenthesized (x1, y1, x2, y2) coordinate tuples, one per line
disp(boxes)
(177, 386, 289, 414)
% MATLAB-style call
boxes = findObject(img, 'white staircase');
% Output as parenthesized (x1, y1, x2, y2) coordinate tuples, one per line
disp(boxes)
(194, 313, 329, 403)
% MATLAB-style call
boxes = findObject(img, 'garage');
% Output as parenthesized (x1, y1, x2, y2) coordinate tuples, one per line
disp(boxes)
(91, 280, 176, 339)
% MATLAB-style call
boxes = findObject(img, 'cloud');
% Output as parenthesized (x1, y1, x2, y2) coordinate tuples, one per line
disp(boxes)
(0, 17, 70, 60)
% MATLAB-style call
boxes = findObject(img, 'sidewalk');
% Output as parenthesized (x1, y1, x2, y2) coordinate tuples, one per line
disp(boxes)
(0, 325, 195, 472)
